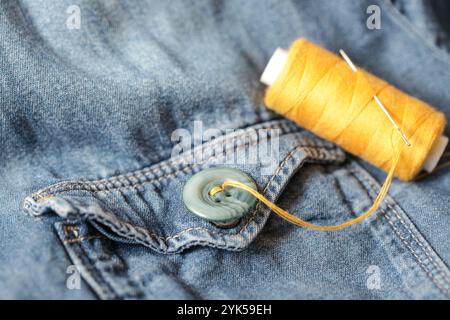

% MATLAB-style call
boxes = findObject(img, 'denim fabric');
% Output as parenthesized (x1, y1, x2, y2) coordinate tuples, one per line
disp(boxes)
(1, 0, 449, 299)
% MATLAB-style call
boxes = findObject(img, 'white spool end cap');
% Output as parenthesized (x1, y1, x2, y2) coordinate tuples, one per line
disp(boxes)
(260, 48, 288, 86)
(423, 135, 448, 173)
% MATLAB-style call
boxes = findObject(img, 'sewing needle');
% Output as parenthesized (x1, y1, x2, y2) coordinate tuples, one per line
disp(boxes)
(339, 49, 411, 147)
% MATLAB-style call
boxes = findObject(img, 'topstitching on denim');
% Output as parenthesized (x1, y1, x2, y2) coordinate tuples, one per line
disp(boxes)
(348, 162, 450, 297)
(24, 142, 343, 254)
(28, 119, 305, 200)
(54, 221, 143, 299)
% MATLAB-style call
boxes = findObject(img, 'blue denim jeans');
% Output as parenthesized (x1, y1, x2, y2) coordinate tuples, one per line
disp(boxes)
(1, 0, 449, 299)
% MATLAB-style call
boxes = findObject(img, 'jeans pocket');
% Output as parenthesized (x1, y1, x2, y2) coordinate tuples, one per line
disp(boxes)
(22, 119, 345, 254)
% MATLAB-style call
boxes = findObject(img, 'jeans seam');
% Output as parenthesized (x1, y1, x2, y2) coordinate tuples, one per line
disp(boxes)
(56, 222, 119, 299)
(31, 120, 305, 199)
(75, 241, 121, 300)
(381, 213, 450, 295)
(385, 205, 450, 283)
(349, 166, 450, 285)
(348, 163, 450, 296)
(31, 140, 341, 200)
(237, 144, 313, 236)
(58, 221, 145, 299)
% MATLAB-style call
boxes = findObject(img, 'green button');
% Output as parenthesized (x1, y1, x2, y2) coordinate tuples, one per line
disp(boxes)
(183, 167, 257, 227)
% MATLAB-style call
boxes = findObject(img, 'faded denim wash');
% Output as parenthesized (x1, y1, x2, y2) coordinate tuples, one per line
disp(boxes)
(1, 0, 450, 299)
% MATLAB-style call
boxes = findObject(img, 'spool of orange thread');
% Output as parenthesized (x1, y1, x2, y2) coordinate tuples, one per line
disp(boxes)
(210, 39, 449, 230)
(260, 38, 448, 181)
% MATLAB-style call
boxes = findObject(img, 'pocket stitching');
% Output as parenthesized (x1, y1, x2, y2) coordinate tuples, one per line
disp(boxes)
(31, 135, 341, 200)
(55, 222, 120, 299)
(351, 166, 450, 285)
(31, 120, 304, 199)
(348, 163, 450, 296)
(108, 145, 334, 244)
(48, 144, 336, 254)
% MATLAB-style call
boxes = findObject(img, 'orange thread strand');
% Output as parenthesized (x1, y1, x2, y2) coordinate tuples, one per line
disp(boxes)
(210, 149, 399, 231)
